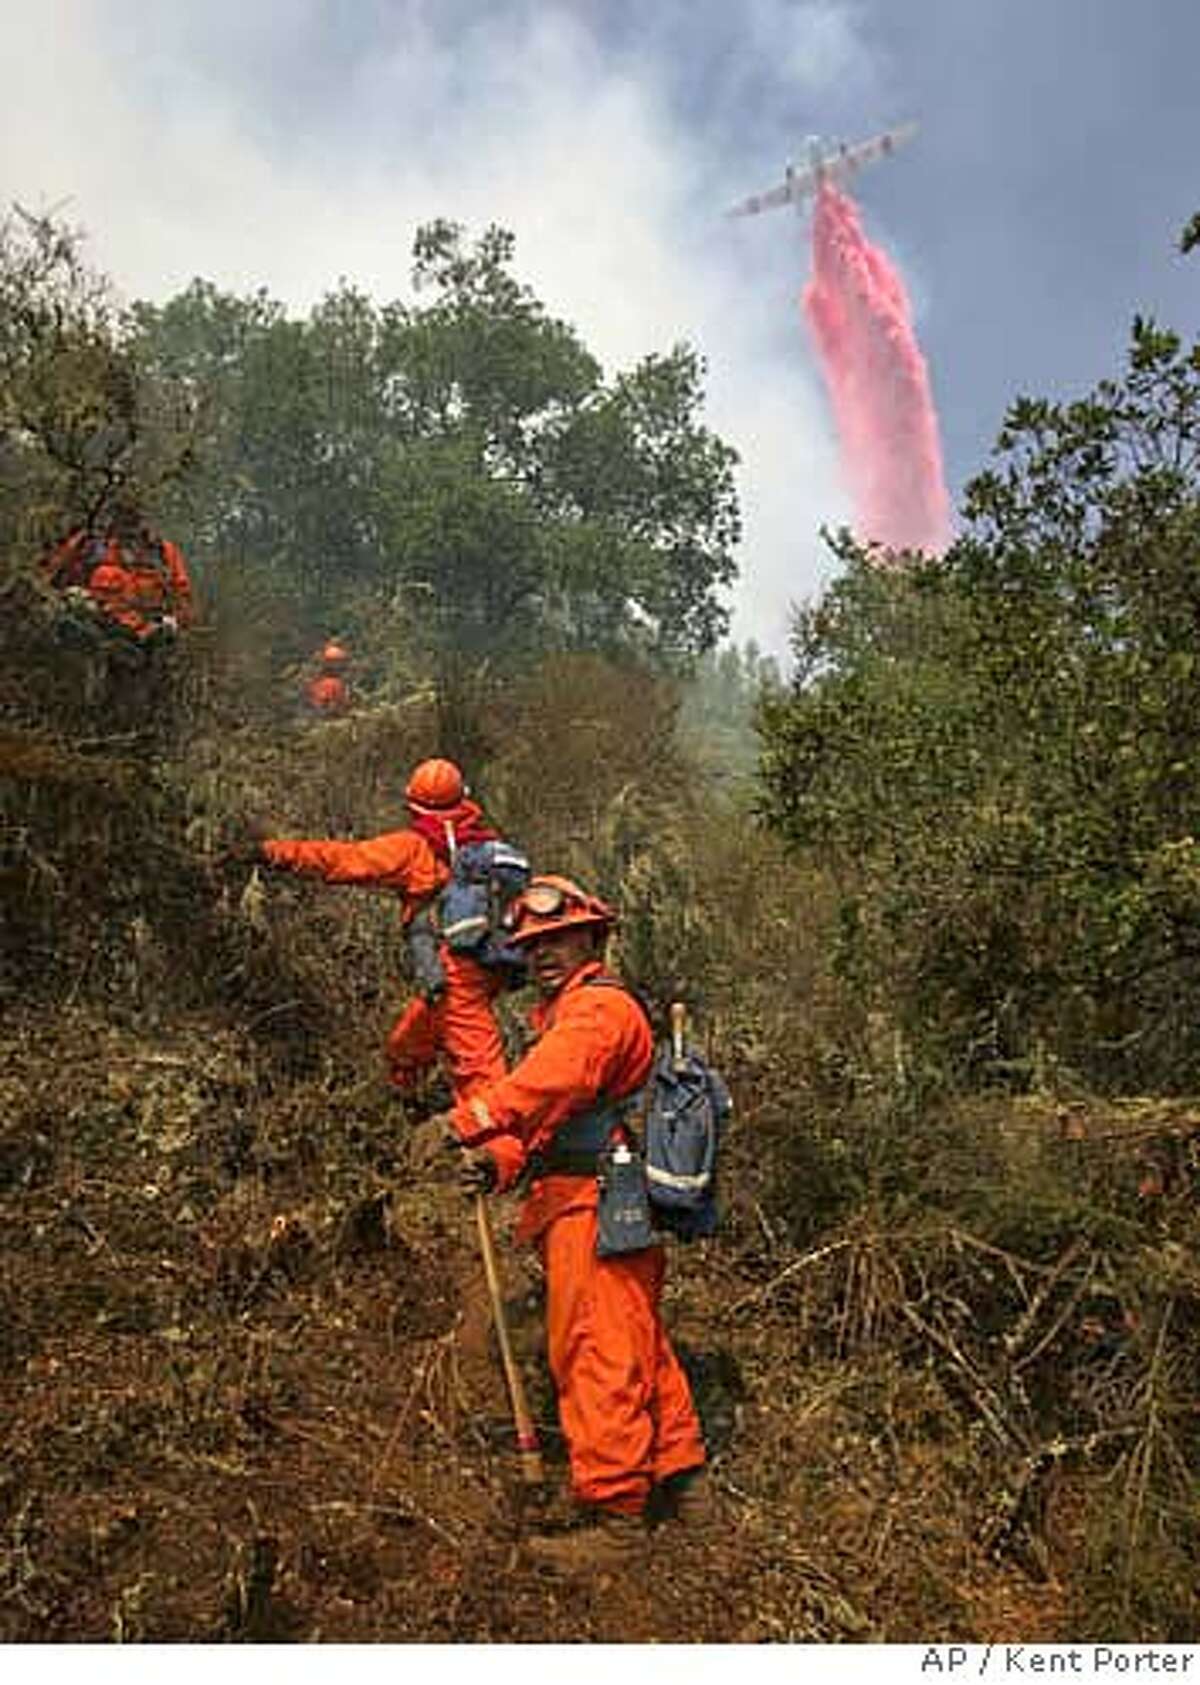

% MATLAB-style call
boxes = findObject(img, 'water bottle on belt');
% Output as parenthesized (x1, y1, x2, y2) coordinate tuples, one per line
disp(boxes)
(595, 1137, 655, 1257)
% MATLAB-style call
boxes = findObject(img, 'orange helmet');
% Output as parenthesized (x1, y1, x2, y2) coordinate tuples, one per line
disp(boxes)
(505, 874, 616, 948)
(320, 640, 349, 667)
(405, 757, 465, 812)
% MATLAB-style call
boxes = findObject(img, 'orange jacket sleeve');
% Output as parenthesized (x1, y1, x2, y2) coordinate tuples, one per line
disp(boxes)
(451, 966, 652, 1187)
(261, 827, 446, 913)
(158, 539, 194, 625)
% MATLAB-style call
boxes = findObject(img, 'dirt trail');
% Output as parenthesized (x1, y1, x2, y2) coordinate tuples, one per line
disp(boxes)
(0, 1002, 1096, 1642)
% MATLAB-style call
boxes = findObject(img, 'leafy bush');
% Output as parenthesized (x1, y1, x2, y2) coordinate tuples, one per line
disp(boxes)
(759, 318, 1200, 1092)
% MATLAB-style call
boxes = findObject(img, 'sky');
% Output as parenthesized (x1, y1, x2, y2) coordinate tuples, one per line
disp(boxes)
(5, 0, 1200, 658)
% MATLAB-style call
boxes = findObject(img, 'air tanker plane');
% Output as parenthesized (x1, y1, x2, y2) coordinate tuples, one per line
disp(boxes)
(726, 121, 918, 218)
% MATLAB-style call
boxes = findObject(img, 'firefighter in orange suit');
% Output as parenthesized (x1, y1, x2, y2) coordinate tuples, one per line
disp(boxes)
(43, 511, 194, 646)
(305, 640, 352, 716)
(256, 757, 507, 1102)
(415, 874, 709, 1574)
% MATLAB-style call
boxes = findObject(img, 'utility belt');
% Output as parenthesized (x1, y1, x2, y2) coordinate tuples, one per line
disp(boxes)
(523, 1097, 632, 1181)
(524, 1094, 657, 1258)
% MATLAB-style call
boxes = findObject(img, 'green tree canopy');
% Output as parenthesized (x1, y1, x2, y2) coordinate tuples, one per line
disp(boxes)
(130, 220, 740, 670)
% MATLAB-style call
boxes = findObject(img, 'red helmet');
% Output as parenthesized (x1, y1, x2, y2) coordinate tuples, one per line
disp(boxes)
(405, 757, 465, 812)
(505, 874, 616, 948)
(320, 640, 349, 667)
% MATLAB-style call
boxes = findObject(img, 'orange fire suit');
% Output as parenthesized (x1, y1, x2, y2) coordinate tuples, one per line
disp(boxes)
(260, 829, 506, 1102)
(305, 672, 350, 715)
(450, 959, 706, 1515)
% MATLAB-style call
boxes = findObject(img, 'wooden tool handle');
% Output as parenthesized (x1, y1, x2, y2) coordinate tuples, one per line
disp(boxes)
(670, 1001, 687, 1073)
(475, 1196, 543, 1485)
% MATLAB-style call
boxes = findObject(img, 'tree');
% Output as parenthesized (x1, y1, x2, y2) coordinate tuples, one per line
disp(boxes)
(758, 315, 1200, 1089)
(129, 221, 741, 673)
(0, 206, 194, 565)
(128, 279, 389, 611)
(679, 640, 783, 797)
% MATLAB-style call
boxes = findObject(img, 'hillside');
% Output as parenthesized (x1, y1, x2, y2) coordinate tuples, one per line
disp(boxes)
(3, 205, 1198, 1646)
(2, 613, 1195, 1645)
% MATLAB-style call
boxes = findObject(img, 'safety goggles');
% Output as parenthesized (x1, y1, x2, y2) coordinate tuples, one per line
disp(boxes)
(503, 877, 613, 936)
(520, 881, 576, 918)
(502, 881, 573, 932)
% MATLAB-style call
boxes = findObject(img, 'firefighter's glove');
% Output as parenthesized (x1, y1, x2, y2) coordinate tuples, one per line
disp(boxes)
(243, 815, 273, 847)
(217, 821, 266, 873)
(408, 1112, 460, 1178)
(230, 816, 279, 871)
(457, 1146, 498, 1199)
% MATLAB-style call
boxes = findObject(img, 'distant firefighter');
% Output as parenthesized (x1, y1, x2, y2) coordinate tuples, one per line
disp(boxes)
(43, 506, 195, 650)
(305, 639, 352, 716)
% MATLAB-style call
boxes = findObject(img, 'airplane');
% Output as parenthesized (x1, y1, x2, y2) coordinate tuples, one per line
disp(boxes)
(726, 121, 917, 219)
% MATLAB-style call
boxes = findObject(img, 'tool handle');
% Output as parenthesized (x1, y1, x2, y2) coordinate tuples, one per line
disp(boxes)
(475, 1196, 543, 1485)
(670, 1001, 687, 1073)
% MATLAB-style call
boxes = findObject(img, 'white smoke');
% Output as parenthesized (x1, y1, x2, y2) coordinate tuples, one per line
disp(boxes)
(3, 0, 876, 656)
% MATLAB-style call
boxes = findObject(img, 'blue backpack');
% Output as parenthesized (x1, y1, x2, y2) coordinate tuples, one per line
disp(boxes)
(582, 983, 731, 1243)
(639, 1030, 732, 1241)
(439, 838, 531, 970)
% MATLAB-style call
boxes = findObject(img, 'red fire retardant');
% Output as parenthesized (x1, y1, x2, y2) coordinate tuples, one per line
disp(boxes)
(803, 183, 952, 559)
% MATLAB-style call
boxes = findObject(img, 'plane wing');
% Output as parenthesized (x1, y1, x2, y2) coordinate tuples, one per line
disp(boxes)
(837, 121, 918, 176)
(726, 121, 917, 219)
(726, 174, 812, 219)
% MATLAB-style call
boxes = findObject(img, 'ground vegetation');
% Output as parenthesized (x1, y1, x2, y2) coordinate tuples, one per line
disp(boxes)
(1, 210, 1196, 1644)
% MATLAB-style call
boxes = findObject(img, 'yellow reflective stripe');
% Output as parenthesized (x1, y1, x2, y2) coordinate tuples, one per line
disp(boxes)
(646, 1163, 712, 1192)
(470, 1097, 496, 1134)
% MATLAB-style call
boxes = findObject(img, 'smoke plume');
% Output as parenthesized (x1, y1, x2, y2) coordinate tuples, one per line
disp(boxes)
(803, 182, 951, 557)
